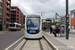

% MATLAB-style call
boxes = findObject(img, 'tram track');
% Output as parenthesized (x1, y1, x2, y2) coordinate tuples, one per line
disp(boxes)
(13, 38, 52, 50)
(22, 39, 41, 50)
(20, 40, 27, 50)
(39, 39, 43, 50)
(39, 38, 51, 50)
(5, 36, 53, 50)
(20, 38, 52, 50)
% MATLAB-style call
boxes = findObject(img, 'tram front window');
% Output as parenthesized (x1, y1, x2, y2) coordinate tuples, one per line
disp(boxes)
(27, 18, 40, 30)
(9, 24, 15, 27)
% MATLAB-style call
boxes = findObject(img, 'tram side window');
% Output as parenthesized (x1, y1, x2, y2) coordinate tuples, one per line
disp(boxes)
(16, 25, 21, 28)
(10, 24, 15, 27)
(16, 25, 19, 28)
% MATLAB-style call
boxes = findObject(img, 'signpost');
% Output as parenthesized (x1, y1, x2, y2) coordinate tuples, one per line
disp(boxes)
(66, 0, 69, 39)
(66, 15, 69, 18)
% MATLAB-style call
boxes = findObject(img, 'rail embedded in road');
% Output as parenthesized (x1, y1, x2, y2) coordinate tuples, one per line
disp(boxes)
(22, 38, 52, 50)
(5, 37, 53, 50)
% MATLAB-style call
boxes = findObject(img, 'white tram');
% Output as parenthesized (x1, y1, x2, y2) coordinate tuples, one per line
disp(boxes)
(24, 15, 42, 39)
(9, 22, 21, 31)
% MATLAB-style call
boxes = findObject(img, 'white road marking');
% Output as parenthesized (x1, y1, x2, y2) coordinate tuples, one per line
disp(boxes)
(44, 35, 59, 50)
(14, 39, 26, 50)
(5, 36, 24, 50)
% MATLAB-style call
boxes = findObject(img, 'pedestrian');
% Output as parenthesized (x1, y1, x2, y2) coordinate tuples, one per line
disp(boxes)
(53, 27, 57, 37)
(68, 26, 70, 34)
(53, 27, 60, 37)
(50, 26, 53, 34)
(44, 26, 46, 32)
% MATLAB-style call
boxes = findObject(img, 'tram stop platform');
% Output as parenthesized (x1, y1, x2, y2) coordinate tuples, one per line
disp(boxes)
(43, 31, 75, 50)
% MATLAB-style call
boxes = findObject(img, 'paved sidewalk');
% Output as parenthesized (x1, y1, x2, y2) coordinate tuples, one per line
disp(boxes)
(70, 29, 75, 33)
(43, 31, 75, 50)
(0, 30, 8, 35)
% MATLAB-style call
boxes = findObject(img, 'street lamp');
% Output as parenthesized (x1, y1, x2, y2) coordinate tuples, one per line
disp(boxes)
(55, 13, 59, 25)
(55, 13, 59, 19)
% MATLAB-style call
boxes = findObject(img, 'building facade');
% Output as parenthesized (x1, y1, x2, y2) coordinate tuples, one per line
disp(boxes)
(11, 6, 24, 26)
(23, 15, 25, 27)
(0, 0, 11, 30)
(70, 9, 75, 29)
(60, 16, 66, 24)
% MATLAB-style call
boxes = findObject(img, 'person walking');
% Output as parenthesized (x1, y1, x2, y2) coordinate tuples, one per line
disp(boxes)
(50, 26, 53, 34)
(68, 26, 70, 34)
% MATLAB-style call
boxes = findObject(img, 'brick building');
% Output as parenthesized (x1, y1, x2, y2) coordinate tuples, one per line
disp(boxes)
(23, 15, 25, 27)
(23, 15, 25, 24)
(0, 0, 11, 30)
(11, 6, 24, 26)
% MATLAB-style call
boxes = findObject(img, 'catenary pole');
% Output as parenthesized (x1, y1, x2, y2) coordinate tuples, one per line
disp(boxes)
(66, 0, 69, 39)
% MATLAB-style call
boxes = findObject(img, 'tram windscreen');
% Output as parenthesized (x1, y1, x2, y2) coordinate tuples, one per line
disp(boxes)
(9, 24, 15, 27)
(26, 17, 40, 30)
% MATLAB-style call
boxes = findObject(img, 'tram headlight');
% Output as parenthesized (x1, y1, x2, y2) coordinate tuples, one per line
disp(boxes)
(26, 30, 27, 32)
(39, 30, 40, 32)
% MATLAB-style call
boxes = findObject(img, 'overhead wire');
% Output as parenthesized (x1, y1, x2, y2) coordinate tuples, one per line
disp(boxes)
(59, 0, 75, 16)
(32, 0, 35, 13)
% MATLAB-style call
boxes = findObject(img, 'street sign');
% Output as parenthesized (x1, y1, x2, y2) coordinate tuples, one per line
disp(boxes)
(66, 15, 69, 18)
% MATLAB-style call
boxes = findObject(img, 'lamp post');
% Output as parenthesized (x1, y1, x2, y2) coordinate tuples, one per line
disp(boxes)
(55, 13, 59, 19)
(66, 0, 69, 39)
(55, 13, 59, 25)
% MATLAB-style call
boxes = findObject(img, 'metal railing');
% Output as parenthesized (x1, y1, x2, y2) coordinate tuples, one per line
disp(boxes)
(11, 9, 16, 10)
(11, 12, 16, 14)
(6, 21, 9, 23)
(7, 6, 10, 8)
(7, 16, 9, 18)
(7, 1, 10, 3)
(7, 11, 9, 13)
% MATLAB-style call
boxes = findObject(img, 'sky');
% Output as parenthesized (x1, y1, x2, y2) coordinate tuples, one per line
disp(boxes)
(11, 0, 75, 19)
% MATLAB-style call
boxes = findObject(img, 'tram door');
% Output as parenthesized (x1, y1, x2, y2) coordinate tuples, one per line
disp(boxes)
(0, 24, 2, 31)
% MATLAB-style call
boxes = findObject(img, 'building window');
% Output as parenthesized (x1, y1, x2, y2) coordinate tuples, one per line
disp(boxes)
(74, 13, 75, 18)
(71, 13, 74, 18)
(5, 14, 7, 17)
(5, 2, 7, 6)
(0, 11, 2, 15)
(0, 0, 3, 3)
(4, 19, 5, 25)
(11, 8, 16, 10)
(0, 18, 2, 24)
(0, 5, 2, 9)
(0, 18, 2, 21)
(5, 8, 7, 11)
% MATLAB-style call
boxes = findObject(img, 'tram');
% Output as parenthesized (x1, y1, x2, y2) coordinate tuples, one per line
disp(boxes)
(9, 22, 21, 31)
(24, 15, 42, 39)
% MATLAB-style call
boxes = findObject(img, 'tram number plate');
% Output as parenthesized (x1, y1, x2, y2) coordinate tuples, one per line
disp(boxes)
(32, 31, 36, 33)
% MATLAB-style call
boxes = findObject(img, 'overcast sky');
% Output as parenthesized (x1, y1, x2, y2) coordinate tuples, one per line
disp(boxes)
(11, 0, 75, 19)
